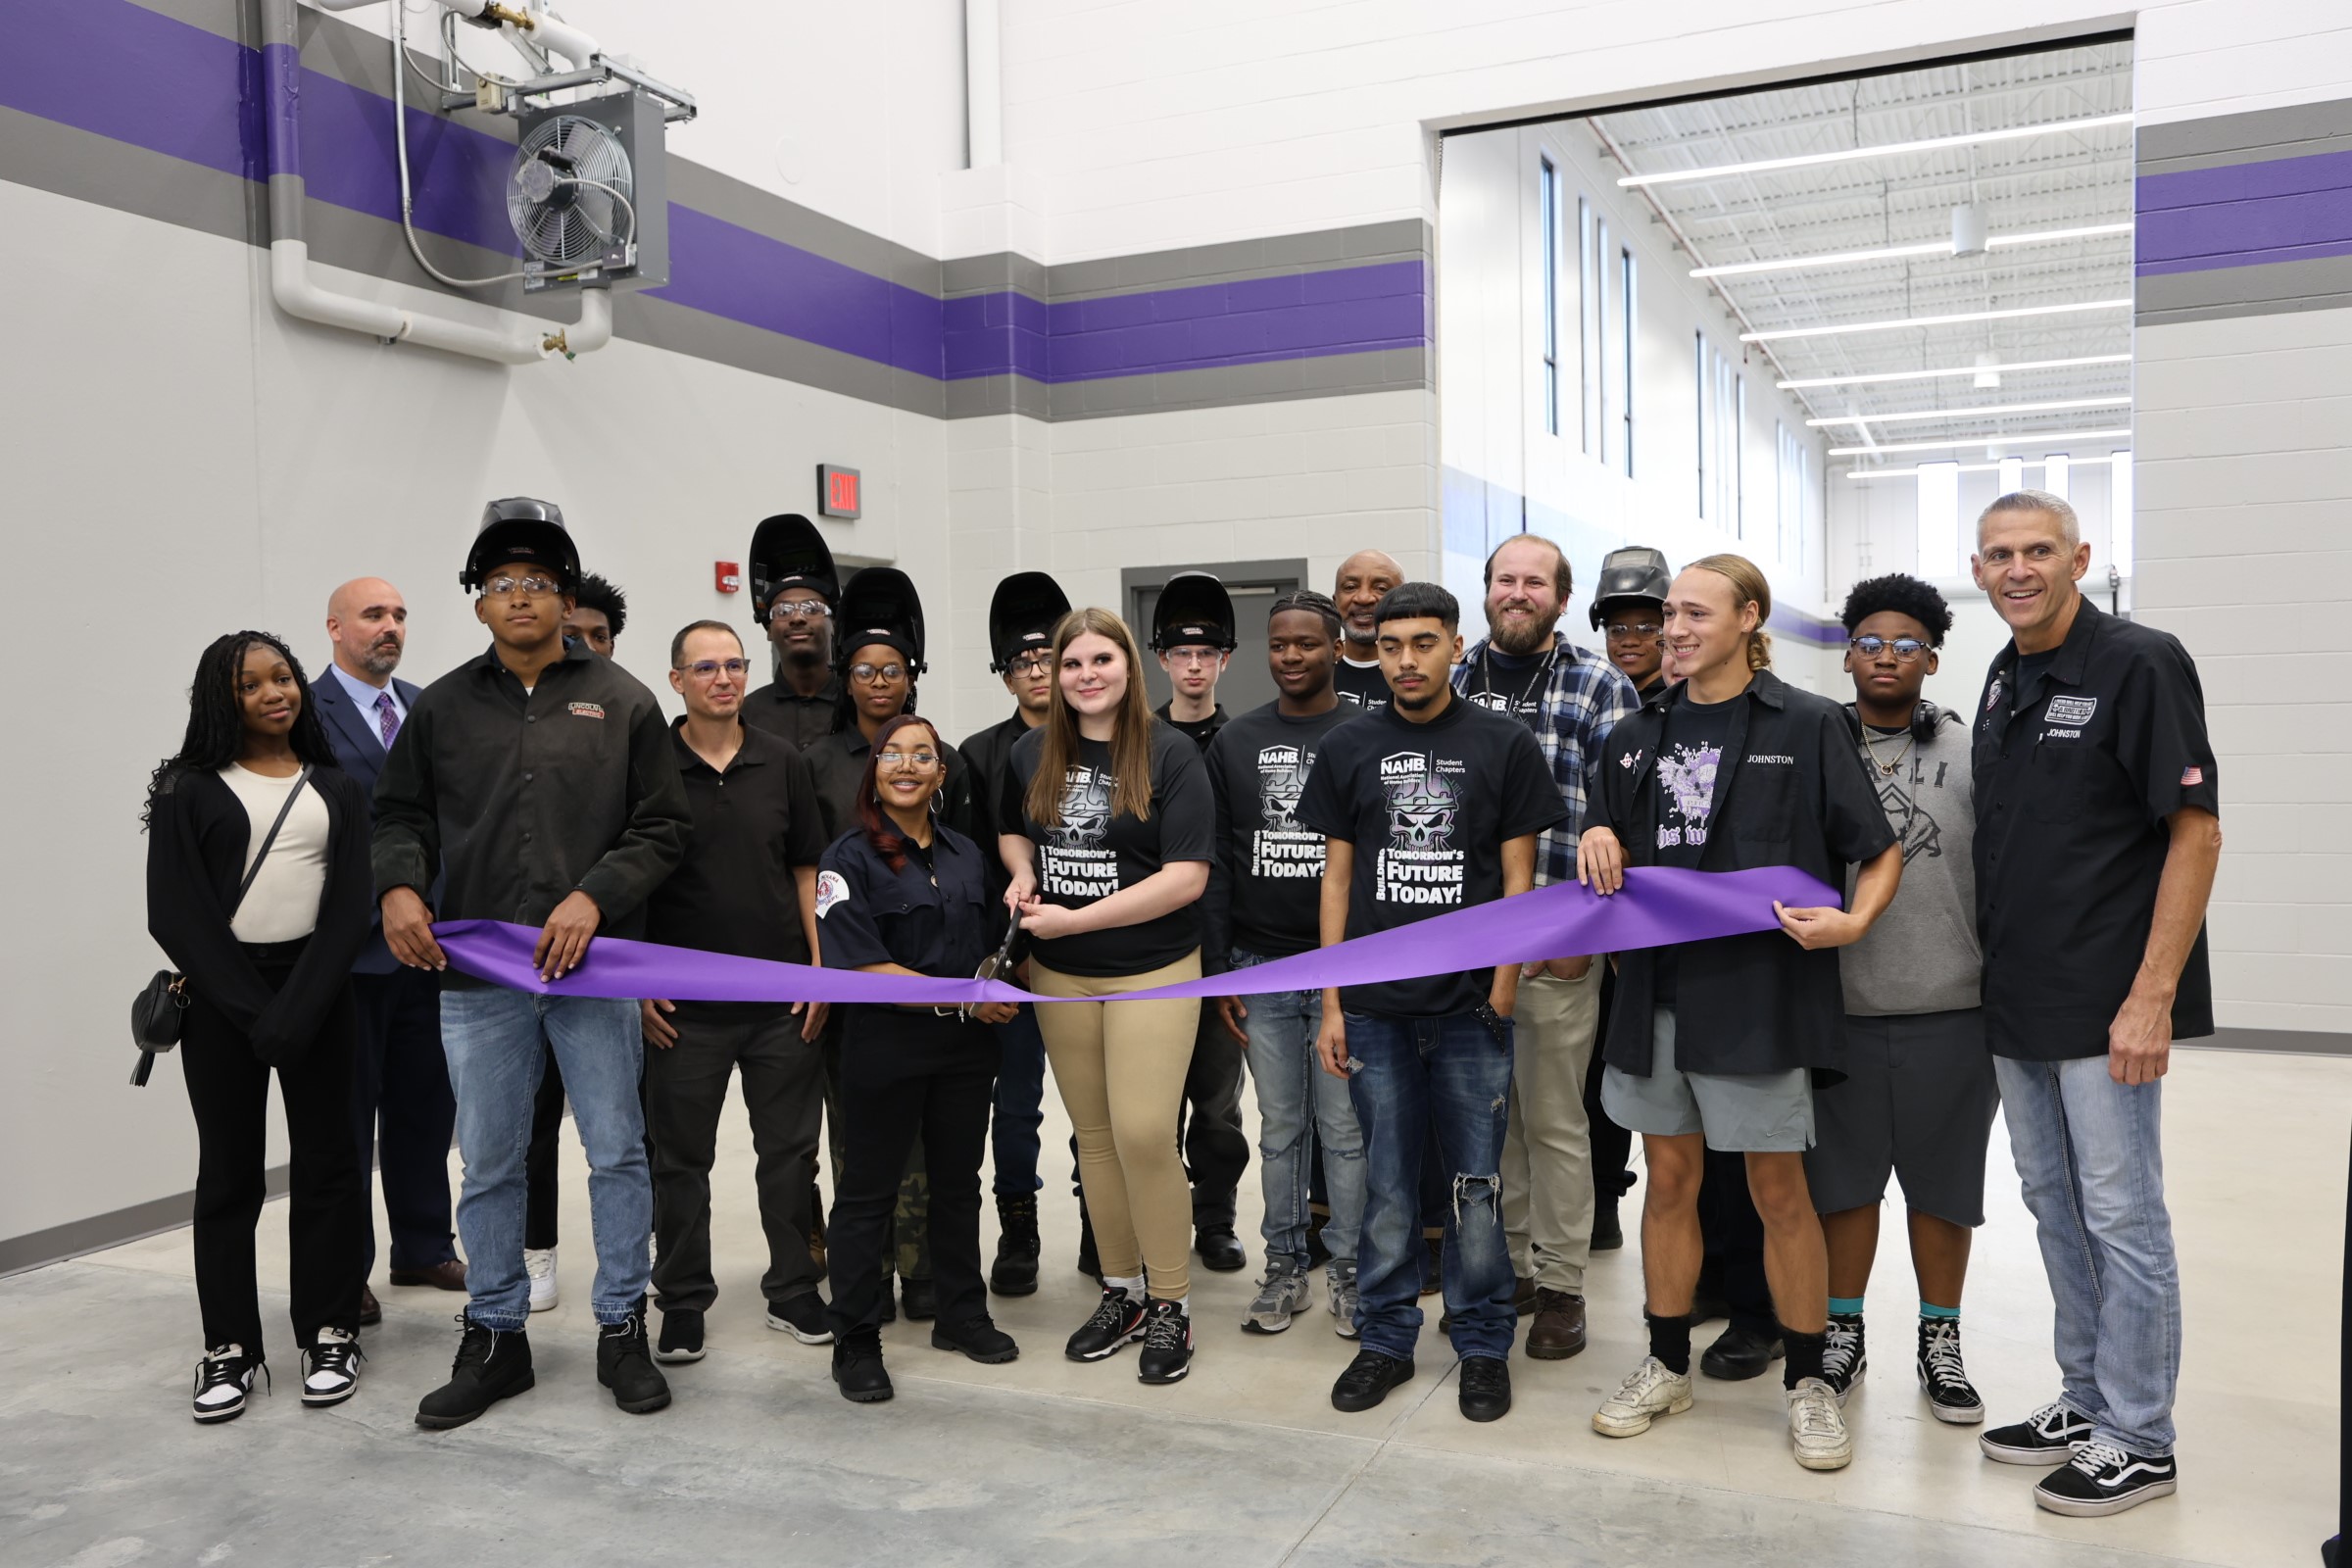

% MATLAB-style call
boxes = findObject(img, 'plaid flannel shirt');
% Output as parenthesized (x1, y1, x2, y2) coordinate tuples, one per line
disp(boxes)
(1451, 633, 1640, 887)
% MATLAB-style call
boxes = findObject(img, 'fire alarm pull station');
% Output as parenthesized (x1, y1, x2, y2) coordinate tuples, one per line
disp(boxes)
(714, 562, 741, 594)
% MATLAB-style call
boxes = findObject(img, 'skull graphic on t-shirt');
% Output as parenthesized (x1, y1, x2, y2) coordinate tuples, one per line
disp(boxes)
(1052, 765, 1111, 851)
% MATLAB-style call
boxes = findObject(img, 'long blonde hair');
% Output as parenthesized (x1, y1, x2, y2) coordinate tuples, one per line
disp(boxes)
(1022, 608, 1159, 826)
(1685, 553, 1774, 670)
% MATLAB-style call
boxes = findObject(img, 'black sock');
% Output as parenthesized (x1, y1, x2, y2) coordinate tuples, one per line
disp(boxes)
(1783, 1328, 1827, 1389)
(1645, 1310, 1691, 1376)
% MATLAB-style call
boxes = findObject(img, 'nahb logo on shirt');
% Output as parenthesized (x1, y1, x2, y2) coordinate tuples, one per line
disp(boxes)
(2045, 695, 2098, 726)
(814, 869, 850, 918)
(567, 702, 606, 721)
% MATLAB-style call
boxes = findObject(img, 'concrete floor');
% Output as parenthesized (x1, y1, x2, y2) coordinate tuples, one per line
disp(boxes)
(1, 1045, 2340, 1568)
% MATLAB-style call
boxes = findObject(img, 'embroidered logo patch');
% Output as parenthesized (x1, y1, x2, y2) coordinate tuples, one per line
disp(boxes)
(1984, 681, 2003, 713)
(2045, 695, 2098, 726)
(2181, 765, 2205, 787)
(814, 870, 850, 918)
(567, 702, 606, 720)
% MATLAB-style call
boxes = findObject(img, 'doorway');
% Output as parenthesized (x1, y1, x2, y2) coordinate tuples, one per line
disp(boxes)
(1123, 559, 1308, 716)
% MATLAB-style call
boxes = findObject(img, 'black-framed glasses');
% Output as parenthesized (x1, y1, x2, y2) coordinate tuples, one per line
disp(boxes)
(1007, 653, 1053, 677)
(676, 659, 751, 681)
(485, 574, 562, 598)
(1849, 635, 1928, 662)
(1603, 619, 1662, 641)
(767, 600, 834, 624)
(850, 662, 907, 684)
(875, 749, 940, 769)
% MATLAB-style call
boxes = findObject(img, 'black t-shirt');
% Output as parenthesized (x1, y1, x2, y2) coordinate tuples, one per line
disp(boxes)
(1648, 693, 1735, 1004)
(1294, 696, 1566, 1017)
(1334, 659, 1392, 714)
(1200, 701, 1359, 967)
(2011, 649, 2056, 712)
(1459, 645, 1551, 724)
(1001, 720, 1215, 977)
(1154, 701, 1228, 753)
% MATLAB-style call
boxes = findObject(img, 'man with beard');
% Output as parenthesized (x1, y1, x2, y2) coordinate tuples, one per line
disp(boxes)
(316, 578, 462, 1327)
(1451, 534, 1638, 1362)
(742, 514, 842, 752)
(1332, 550, 1404, 712)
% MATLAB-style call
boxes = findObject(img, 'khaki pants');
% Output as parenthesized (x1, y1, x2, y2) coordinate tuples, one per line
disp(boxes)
(1031, 952, 1200, 1300)
(1500, 966, 1602, 1293)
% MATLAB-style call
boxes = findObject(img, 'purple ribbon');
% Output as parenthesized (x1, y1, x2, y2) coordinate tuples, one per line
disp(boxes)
(432, 866, 1840, 1004)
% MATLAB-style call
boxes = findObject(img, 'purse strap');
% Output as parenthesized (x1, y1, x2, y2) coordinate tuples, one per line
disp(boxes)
(232, 764, 313, 917)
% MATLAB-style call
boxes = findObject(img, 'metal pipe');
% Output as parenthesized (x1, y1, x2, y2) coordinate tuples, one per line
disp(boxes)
(964, 0, 1002, 167)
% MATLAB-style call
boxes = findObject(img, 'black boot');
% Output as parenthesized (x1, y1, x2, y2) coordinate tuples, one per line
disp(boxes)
(833, 1330, 893, 1402)
(597, 1300, 672, 1414)
(901, 1277, 937, 1322)
(991, 1194, 1042, 1297)
(416, 1316, 534, 1430)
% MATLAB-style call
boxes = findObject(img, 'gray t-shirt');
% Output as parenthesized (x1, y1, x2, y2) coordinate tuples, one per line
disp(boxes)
(1839, 711, 1982, 1016)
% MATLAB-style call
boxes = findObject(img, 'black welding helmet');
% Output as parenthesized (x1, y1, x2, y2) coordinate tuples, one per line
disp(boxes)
(988, 571, 1071, 672)
(1588, 545, 1673, 630)
(462, 497, 578, 591)
(834, 566, 926, 675)
(1151, 571, 1236, 653)
(748, 513, 839, 626)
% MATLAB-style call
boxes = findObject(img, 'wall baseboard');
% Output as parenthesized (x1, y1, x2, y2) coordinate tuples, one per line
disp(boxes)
(2189, 1026, 2352, 1057)
(0, 1163, 290, 1279)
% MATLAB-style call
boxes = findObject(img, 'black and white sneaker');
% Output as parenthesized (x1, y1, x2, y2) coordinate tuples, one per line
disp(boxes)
(301, 1328, 364, 1408)
(1916, 1317, 1982, 1425)
(657, 1308, 706, 1364)
(1980, 1399, 2095, 1465)
(765, 1292, 832, 1345)
(1136, 1298, 1194, 1385)
(1065, 1286, 1148, 1362)
(1821, 1312, 1866, 1405)
(192, 1345, 266, 1424)
(2034, 1441, 2179, 1517)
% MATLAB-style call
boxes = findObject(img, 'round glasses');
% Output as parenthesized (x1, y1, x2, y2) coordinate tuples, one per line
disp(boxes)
(850, 662, 907, 684)
(876, 749, 940, 769)
(1848, 635, 1928, 662)
(767, 600, 834, 624)
(676, 659, 750, 682)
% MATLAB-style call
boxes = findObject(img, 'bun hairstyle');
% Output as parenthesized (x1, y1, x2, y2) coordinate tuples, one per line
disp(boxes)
(1022, 607, 1158, 828)
(1686, 553, 1774, 671)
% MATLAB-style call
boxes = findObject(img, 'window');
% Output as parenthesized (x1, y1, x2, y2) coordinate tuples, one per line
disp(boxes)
(1695, 334, 1710, 516)
(2043, 452, 2071, 504)
(1777, 421, 1804, 564)
(1614, 244, 1637, 477)
(1998, 456, 2024, 494)
(1734, 372, 1746, 538)
(1696, 337, 1740, 528)
(1579, 199, 1602, 456)
(1540, 158, 1560, 437)
(1916, 461, 1961, 577)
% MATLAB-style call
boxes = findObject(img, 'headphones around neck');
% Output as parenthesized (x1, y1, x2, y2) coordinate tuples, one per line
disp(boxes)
(1843, 699, 1944, 745)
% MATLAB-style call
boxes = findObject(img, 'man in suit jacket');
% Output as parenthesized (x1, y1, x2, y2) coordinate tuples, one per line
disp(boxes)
(318, 578, 463, 1320)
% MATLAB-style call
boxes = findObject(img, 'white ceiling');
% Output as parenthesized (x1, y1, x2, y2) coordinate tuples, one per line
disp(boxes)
(1589, 40, 2134, 469)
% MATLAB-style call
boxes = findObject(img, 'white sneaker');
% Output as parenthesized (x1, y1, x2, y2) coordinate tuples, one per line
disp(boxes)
(302, 1327, 364, 1407)
(525, 1248, 560, 1312)
(1592, 1355, 1692, 1438)
(1787, 1377, 1854, 1470)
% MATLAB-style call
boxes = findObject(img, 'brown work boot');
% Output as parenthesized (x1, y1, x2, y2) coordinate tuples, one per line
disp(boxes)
(1524, 1288, 1588, 1360)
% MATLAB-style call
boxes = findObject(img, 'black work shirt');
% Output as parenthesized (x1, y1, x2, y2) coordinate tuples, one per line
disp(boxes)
(803, 727, 971, 844)
(1972, 596, 2219, 1060)
(1002, 720, 1215, 978)
(1201, 700, 1359, 972)
(372, 643, 691, 979)
(645, 722, 826, 962)
(1335, 659, 1392, 714)
(1294, 696, 1564, 1018)
(957, 710, 1035, 906)
(815, 824, 993, 980)
(741, 674, 843, 752)
(1588, 670, 1895, 1076)
(1154, 701, 1229, 753)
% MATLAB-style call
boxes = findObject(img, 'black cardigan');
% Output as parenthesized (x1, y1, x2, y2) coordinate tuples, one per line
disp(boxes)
(145, 763, 374, 1062)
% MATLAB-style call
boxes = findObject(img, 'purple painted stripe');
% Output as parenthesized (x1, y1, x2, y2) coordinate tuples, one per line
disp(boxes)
(2136, 148, 2352, 276)
(0, 0, 256, 177)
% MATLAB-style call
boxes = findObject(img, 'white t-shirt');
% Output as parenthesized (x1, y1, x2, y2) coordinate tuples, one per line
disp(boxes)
(217, 764, 330, 943)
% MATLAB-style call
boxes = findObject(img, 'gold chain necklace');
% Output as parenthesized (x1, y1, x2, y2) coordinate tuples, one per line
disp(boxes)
(1862, 725, 1915, 778)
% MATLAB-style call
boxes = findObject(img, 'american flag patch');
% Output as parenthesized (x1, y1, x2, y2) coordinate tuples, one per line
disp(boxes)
(2181, 766, 2204, 786)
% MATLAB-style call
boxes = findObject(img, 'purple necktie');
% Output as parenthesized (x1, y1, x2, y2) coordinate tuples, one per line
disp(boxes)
(375, 691, 400, 748)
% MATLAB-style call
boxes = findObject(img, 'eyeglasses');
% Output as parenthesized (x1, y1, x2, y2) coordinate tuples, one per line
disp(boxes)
(1603, 620, 1663, 641)
(485, 574, 561, 598)
(850, 662, 907, 684)
(1008, 654, 1053, 678)
(767, 600, 834, 624)
(1162, 648, 1223, 665)
(875, 749, 940, 769)
(1849, 635, 1929, 662)
(676, 659, 751, 681)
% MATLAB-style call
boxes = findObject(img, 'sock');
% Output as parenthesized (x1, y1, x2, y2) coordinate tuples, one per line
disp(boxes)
(1828, 1296, 1866, 1318)
(1168, 1295, 1190, 1318)
(1783, 1329, 1827, 1390)
(1645, 1310, 1691, 1376)
(1919, 1301, 1961, 1320)
(1104, 1274, 1144, 1298)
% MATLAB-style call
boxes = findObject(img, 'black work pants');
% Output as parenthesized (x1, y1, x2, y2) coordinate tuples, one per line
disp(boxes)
(1180, 1006, 1250, 1229)
(646, 1003, 825, 1312)
(525, 1042, 565, 1250)
(1587, 963, 1637, 1209)
(181, 953, 367, 1353)
(824, 1007, 999, 1341)
(348, 965, 457, 1276)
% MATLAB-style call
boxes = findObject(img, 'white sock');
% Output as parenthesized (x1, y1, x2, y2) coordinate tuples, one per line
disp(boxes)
(1167, 1294, 1190, 1318)
(1104, 1274, 1145, 1298)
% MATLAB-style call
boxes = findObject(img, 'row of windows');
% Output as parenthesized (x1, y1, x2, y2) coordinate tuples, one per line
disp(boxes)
(1914, 451, 2133, 577)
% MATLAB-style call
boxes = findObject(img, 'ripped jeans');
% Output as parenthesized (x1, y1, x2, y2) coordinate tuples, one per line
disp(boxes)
(1343, 1009, 1515, 1361)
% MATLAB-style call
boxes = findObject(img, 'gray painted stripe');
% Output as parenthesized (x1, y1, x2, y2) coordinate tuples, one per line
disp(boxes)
(944, 372, 1054, 420)
(943, 251, 1053, 301)
(665, 159, 941, 298)
(2137, 251, 2352, 326)
(2138, 97, 2352, 174)
(1047, 219, 1430, 302)
(0, 1165, 291, 1279)
(0, 101, 256, 249)
(2185, 1026, 2352, 1057)
(1039, 344, 1429, 421)
(613, 288, 945, 417)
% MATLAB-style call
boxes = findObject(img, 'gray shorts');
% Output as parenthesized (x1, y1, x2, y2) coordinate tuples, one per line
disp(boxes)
(1600, 1008, 1815, 1153)
(1804, 1008, 1999, 1226)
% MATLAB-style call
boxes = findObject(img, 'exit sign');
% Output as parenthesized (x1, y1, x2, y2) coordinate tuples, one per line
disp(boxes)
(817, 464, 862, 519)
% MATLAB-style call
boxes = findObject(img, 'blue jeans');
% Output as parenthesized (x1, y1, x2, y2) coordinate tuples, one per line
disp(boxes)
(1230, 950, 1364, 1275)
(1994, 1054, 2180, 1455)
(990, 1004, 1047, 1196)
(440, 988, 651, 1330)
(1346, 1009, 1515, 1361)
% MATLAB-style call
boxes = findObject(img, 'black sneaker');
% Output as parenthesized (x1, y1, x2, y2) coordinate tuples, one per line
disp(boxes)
(1136, 1298, 1194, 1385)
(2034, 1441, 2179, 1517)
(1065, 1286, 1148, 1362)
(192, 1345, 266, 1424)
(597, 1302, 672, 1415)
(656, 1307, 706, 1364)
(990, 1194, 1041, 1297)
(1980, 1400, 2095, 1465)
(1331, 1348, 1415, 1412)
(1457, 1355, 1511, 1423)
(1821, 1312, 1866, 1405)
(301, 1328, 364, 1408)
(1699, 1321, 1784, 1382)
(832, 1330, 893, 1403)
(765, 1292, 833, 1345)
(901, 1277, 938, 1322)
(932, 1315, 1021, 1364)
(1916, 1317, 1982, 1425)
(416, 1316, 534, 1430)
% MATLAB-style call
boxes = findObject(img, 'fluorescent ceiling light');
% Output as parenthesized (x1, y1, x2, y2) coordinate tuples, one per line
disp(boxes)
(1691, 222, 2133, 279)
(1619, 112, 2134, 188)
(1844, 455, 2126, 481)
(1809, 395, 2132, 427)
(1743, 298, 2132, 343)
(1828, 426, 2133, 457)
(1780, 354, 2131, 390)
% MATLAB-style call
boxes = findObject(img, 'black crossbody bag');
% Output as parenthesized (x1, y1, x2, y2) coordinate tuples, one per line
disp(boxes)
(132, 766, 314, 1087)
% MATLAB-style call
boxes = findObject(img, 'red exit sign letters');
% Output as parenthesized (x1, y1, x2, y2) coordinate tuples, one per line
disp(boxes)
(817, 464, 862, 520)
